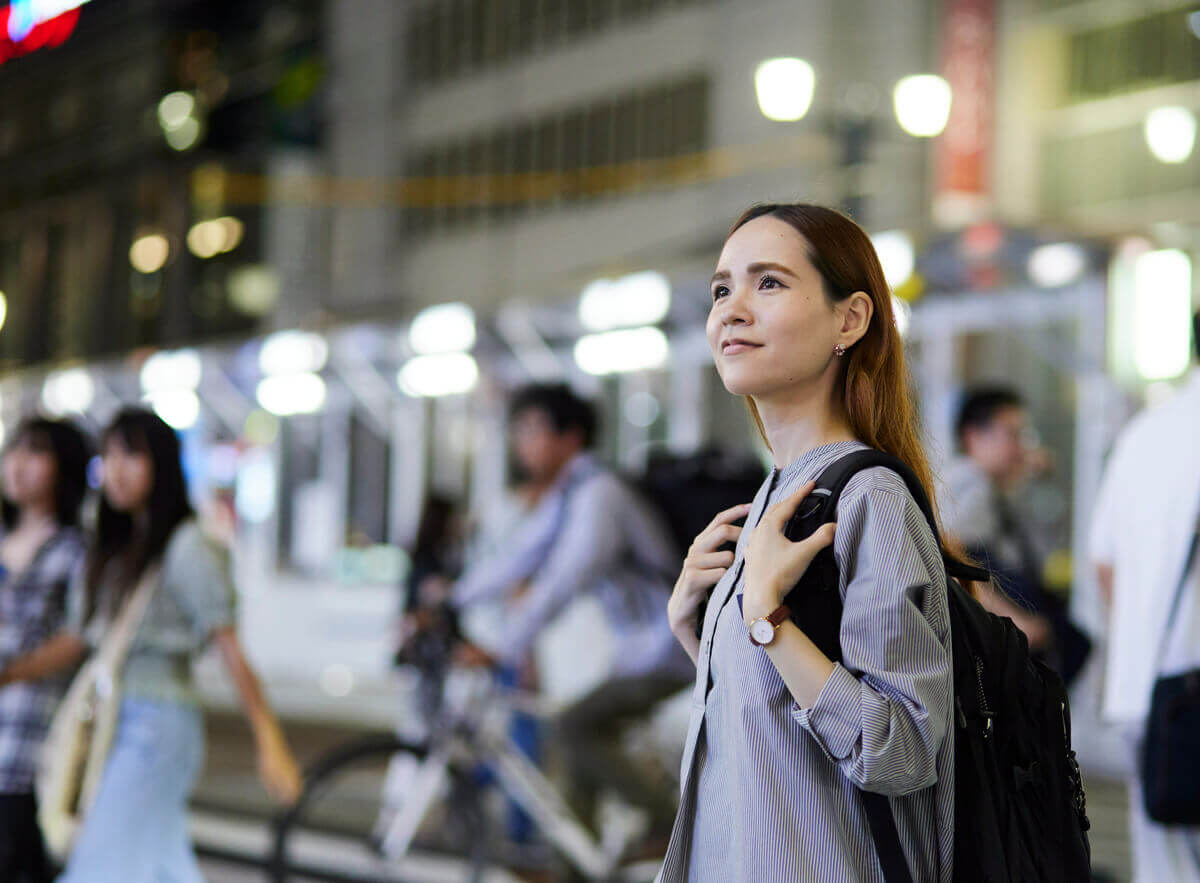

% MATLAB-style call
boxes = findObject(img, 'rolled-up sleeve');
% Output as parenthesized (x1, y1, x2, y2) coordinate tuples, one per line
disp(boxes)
(792, 478, 952, 797)
(163, 524, 237, 642)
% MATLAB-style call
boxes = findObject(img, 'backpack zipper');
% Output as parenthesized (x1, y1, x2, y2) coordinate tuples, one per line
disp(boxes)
(974, 655, 994, 739)
(1061, 700, 1090, 829)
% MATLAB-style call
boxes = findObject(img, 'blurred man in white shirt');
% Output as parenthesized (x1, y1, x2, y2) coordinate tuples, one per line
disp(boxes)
(1090, 311, 1200, 882)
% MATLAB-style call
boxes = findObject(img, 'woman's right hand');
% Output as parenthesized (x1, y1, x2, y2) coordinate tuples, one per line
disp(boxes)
(668, 503, 751, 648)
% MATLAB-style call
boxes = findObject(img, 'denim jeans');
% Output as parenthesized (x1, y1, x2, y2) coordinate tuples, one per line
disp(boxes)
(58, 698, 205, 883)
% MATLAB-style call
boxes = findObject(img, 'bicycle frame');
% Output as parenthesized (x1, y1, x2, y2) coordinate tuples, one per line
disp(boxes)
(377, 667, 635, 879)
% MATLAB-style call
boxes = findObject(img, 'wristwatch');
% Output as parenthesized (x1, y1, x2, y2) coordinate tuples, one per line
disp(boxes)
(747, 604, 791, 647)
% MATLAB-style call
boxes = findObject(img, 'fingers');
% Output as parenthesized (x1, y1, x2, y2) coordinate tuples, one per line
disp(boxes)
(690, 550, 735, 571)
(804, 521, 836, 552)
(703, 502, 752, 533)
(691, 521, 744, 554)
(762, 480, 817, 527)
(682, 567, 728, 595)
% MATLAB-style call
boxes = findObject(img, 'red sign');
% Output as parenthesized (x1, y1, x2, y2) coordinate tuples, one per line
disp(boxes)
(936, 0, 995, 213)
(0, 5, 81, 67)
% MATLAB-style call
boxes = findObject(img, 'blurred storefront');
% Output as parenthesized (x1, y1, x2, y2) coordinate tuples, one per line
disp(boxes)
(0, 0, 1196, 715)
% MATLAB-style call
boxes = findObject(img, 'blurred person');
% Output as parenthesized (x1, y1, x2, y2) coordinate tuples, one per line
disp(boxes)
(659, 204, 955, 881)
(1089, 311, 1200, 882)
(395, 494, 466, 712)
(0, 419, 90, 883)
(942, 386, 1090, 683)
(0, 408, 302, 883)
(451, 383, 692, 844)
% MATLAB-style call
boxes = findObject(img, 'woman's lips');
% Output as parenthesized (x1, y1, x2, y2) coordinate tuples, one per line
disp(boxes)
(722, 341, 761, 355)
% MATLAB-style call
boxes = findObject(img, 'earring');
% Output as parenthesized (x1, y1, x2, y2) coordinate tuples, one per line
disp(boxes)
(834, 343, 847, 357)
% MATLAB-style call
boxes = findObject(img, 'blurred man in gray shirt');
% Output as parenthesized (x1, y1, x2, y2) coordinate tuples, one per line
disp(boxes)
(452, 383, 691, 840)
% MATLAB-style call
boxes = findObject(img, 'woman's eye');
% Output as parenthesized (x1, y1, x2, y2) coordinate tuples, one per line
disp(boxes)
(759, 275, 781, 289)
(711, 285, 729, 301)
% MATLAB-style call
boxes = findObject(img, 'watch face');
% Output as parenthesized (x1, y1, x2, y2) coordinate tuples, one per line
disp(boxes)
(750, 618, 776, 646)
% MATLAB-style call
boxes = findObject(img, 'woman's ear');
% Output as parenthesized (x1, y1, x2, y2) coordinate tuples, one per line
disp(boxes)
(838, 291, 874, 348)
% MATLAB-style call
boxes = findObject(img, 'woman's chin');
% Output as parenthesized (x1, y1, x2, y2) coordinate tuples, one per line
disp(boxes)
(718, 371, 768, 398)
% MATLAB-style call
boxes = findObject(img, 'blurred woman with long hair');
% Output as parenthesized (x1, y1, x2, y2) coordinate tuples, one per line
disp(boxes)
(1, 409, 302, 881)
(661, 204, 957, 881)
(0, 418, 90, 882)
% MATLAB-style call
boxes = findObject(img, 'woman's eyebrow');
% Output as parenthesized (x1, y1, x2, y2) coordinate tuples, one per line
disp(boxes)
(745, 261, 795, 278)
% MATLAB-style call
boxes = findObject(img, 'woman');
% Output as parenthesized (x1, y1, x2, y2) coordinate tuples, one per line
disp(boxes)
(661, 204, 956, 881)
(1, 408, 302, 881)
(0, 419, 90, 882)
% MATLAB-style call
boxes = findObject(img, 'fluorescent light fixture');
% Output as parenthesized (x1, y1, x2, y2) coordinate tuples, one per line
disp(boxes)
(235, 449, 277, 523)
(256, 373, 327, 416)
(1144, 106, 1196, 164)
(41, 368, 95, 416)
(893, 74, 952, 138)
(1132, 249, 1192, 382)
(140, 349, 202, 393)
(145, 389, 200, 430)
(754, 57, 816, 122)
(259, 330, 328, 377)
(574, 327, 670, 376)
(871, 230, 915, 289)
(157, 91, 196, 132)
(164, 116, 201, 151)
(1027, 242, 1088, 288)
(397, 353, 479, 397)
(579, 271, 672, 332)
(408, 303, 476, 355)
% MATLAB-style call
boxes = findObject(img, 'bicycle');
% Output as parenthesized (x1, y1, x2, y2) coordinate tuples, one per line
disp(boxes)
(270, 629, 672, 882)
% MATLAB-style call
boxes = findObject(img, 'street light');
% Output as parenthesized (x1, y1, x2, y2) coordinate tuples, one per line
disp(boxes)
(754, 62, 952, 224)
(893, 75, 952, 138)
(755, 58, 816, 122)
(1144, 106, 1196, 164)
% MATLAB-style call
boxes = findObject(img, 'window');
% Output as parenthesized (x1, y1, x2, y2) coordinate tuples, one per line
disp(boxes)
(402, 73, 711, 236)
(1067, 7, 1200, 102)
(406, 0, 717, 85)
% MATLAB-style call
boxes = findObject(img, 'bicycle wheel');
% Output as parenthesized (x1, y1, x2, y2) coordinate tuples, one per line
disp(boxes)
(270, 733, 489, 883)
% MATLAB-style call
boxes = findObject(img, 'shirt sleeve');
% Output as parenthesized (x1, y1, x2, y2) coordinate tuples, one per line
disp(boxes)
(474, 477, 626, 665)
(791, 474, 953, 797)
(1089, 440, 1128, 568)
(162, 522, 237, 642)
(452, 491, 564, 608)
(941, 461, 999, 548)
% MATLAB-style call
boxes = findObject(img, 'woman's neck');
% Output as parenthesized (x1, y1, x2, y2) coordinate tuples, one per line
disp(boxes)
(754, 385, 857, 469)
(15, 503, 57, 533)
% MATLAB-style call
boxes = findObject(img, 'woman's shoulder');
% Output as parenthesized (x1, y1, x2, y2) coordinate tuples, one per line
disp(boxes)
(839, 464, 920, 509)
(162, 519, 224, 567)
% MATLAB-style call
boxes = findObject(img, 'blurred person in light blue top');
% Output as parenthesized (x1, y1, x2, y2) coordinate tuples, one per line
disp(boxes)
(0, 408, 302, 882)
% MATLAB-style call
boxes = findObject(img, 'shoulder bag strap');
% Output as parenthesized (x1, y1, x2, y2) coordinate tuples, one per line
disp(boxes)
(94, 564, 161, 675)
(1152, 501, 1200, 675)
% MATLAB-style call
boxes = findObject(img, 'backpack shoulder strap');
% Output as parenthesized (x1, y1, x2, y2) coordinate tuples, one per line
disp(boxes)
(802, 448, 990, 584)
(796, 448, 985, 883)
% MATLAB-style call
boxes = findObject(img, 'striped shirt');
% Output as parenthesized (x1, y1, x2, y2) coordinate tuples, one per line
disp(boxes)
(658, 441, 954, 882)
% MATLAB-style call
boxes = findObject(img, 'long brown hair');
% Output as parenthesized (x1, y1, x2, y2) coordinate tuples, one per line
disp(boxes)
(729, 203, 959, 555)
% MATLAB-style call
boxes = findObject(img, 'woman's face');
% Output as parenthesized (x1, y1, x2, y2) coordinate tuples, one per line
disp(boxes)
(706, 216, 845, 400)
(101, 437, 154, 513)
(2, 435, 58, 510)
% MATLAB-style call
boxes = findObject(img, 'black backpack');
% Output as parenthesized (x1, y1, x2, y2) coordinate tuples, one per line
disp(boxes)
(783, 449, 1091, 883)
(636, 447, 766, 557)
